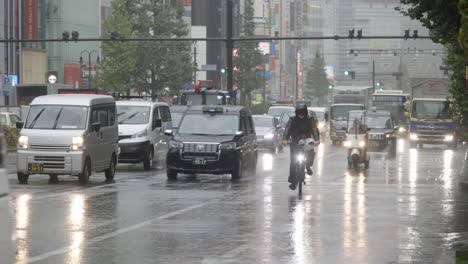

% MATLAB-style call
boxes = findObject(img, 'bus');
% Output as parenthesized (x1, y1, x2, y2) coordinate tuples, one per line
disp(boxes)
(372, 90, 410, 132)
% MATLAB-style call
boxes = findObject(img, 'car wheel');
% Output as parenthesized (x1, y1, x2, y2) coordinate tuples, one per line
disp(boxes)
(105, 154, 116, 182)
(231, 158, 243, 180)
(79, 159, 91, 185)
(17, 172, 29, 185)
(143, 149, 154, 171)
(167, 168, 177, 180)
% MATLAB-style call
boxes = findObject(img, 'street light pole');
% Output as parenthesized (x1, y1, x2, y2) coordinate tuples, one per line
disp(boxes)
(80, 50, 99, 89)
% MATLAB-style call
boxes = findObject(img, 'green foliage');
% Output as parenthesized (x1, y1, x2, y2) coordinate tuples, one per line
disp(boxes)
(98, 0, 194, 96)
(233, 0, 264, 106)
(2, 126, 19, 150)
(303, 53, 330, 100)
(400, 0, 468, 137)
(249, 103, 270, 115)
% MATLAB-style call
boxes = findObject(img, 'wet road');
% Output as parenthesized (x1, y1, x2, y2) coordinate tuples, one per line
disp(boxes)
(5, 139, 468, 264)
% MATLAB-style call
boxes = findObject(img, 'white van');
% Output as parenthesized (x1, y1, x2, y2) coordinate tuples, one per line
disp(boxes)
(116, 100, 172, 170)
(16, 94, 119, 185)
(0, 129, 13, 263)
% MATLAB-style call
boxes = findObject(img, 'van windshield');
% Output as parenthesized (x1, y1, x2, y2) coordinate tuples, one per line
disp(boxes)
(117, 106, 151, 124)
(178, 114, 239, 135)
(25, 105, 88, 130)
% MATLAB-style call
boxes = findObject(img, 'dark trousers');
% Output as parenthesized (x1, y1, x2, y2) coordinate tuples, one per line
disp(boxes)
(288, 143, 315, 185)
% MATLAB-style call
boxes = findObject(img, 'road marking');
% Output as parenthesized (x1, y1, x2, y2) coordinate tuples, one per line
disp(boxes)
(21, 199, 215, 264)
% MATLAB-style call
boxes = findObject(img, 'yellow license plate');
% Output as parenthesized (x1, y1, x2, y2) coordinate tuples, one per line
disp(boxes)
(28, 163, 43, 173)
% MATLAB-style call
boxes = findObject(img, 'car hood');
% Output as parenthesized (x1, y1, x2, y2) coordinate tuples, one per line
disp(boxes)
(255, 127, 275, 136)
(20, 129, 86, 145)
(118, 124, 147, 136)
(174, 133, 236, 143)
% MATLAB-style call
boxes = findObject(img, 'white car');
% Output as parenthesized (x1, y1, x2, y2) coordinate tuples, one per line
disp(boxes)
(0, 112, 20, 128)
(309, 107, 329, 136)
(116, 100, 172, 170)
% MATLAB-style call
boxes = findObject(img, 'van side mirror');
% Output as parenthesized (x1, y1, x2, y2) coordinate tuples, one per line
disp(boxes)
(91, 122, 101, 132)
(16, 121, 24, 129)
(156, 119, 162, 128)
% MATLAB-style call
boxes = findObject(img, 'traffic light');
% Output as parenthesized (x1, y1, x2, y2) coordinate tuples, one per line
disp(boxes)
(71, 31, 79, 41)
(357, 29, 363, 39)
(62, 31, 70, 41)
(348, 28, 355, 39)
(412, 30, 418, 39)
(404, 29, 410, 40)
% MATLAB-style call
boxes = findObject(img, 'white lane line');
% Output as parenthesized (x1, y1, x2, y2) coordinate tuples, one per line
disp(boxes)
(22, 200, 215, 264)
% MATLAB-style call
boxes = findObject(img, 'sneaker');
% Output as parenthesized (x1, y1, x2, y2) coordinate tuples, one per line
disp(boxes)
(306, 167, 313, 176)
(289, 184, 296, 190)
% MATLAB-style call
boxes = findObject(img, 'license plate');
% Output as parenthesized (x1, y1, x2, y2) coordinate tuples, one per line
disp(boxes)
(28, 163, 43, 173)
(192, 158, 206, 166)
(369, 142, 380, 147)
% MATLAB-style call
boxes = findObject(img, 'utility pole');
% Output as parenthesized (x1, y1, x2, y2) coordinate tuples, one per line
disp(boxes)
(372, 60, 376, 93)
(193, 46, 197, 86)
(263, 55, 267, 107)
(226, 0, 233, 93)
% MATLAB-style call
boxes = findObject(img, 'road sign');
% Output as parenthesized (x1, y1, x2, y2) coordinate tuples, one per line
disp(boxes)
(200, 64, 217, 71)
(48, 74, 57, 84)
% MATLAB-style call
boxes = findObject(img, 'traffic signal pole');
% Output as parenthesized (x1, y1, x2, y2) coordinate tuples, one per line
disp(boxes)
(372, 60, 376, 94)
(226, 0, 233, 93)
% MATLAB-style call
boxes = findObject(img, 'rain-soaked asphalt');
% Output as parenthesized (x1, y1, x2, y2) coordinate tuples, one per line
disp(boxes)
(4, 139, 468, 264)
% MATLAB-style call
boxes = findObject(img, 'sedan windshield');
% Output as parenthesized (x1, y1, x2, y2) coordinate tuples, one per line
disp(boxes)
(253, 116, 273, 127)
(412, 101, 451, 119)
(171, 112, 183, 128)
(178, 114, 239, 135)
(117, 106, 150, 124)
(268, 107, 294, 117)
(25, 105, 88, 130)
(367, 116, 392, 129)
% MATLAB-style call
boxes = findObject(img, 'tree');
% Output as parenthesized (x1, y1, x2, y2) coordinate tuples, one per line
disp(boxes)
(98, 0, 193, 97)
(399, 0, 468, 136)
(303, 52, 330, 101)
(233, 0, 263, 105)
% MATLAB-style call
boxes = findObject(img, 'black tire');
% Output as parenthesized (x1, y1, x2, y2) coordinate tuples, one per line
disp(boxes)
(105, 154, 116, 181)
(143, 149, 154, 171)
(167, 168, 177, 180)
(79, 159, 91, 185)
(17, 172, 29, 185)
(231, 158, 243, 180)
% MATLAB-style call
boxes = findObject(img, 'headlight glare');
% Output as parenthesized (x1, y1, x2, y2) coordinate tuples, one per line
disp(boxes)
(399, 127, 406, 133)
(296, 154, 305, 162)
(72, 136, 85, 150)
(359, 141, 366, 148)
(264, 133, 274, 140)
(18, 135, 29, 149)
(444, 135, 454, 142)
(220, 142, 236, 150)
(343, 141, 352, 147)
(409, 133, 418, 141)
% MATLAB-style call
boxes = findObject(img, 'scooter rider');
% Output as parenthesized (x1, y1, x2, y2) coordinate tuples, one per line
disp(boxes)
(283, 104, 320, 190)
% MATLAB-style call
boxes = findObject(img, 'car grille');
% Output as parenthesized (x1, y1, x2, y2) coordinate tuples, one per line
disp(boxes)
(182, 143, 219, 161)
(415, 125, 450, 135)
(34, 156, 66, 170)
(29, 144, 70, 151)
(368, 134, 385, 140)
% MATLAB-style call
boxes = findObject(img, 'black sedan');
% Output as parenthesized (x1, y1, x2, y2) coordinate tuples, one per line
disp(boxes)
(366, 110, 398, 156)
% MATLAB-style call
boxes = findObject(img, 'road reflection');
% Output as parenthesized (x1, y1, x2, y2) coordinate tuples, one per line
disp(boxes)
(15, 194, 31, 264)
(315, 143, 325, 177)
(262, 153, 273, 171)
(66, 194, 86, 264)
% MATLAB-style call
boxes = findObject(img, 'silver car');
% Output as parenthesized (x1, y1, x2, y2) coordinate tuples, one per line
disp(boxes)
(253, 115, 284, 152)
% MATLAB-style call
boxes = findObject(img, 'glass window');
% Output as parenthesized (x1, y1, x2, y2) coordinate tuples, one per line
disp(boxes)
(0, 115, 6, 126)
(253, 116, 274, 128)
(178, 114, 239, 135)
(330, 105, 365, 120)
(10, 115, 20, 124)
(161, 106, 171, 122)
(25, 105, 88, 130)
(109, 106, 116, 126)
(171, 112, 183, 128)
(117, 106, 151, 125)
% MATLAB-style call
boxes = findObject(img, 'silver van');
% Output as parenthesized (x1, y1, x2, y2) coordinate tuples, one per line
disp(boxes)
(116, 100, 172, 170)
(16, 94, 119, 185)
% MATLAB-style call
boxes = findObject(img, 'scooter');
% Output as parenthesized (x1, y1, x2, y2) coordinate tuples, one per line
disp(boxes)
(343, 111, 370, 169)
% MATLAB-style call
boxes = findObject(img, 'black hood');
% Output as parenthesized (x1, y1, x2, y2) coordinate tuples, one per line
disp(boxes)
(174, 133, 235, 143)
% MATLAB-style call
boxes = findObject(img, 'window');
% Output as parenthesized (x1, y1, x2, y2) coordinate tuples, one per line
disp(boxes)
(160, 106, 171, 122)
(0, 115, 6, 126)
(91, 106, 110, 127)
(240, 116, 247, 134)
(10, 115, 20, 124)
(109, 106, 116, 126)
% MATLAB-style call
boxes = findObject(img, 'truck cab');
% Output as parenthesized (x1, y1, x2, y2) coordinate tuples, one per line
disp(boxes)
(408, 98, 456, 149)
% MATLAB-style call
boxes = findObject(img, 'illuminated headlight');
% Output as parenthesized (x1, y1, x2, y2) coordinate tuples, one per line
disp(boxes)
(220, 142, 237, 150)
(343, 141, 352, 147)
(131, 129, 147, 139)
(169, 141, 182, 149)
(386, 134, 391, 138)
(72, 136, 85, 150)
(264, 133, 274, 140)
(18, 135, 29, 149)
(444, 135, 454, 142)
(359, 141, 366, 148)
(318, 122, 325, 129)
(296, 154, 305, 162)
(399, 127, 406, 133)
(409, 133, 418, 141)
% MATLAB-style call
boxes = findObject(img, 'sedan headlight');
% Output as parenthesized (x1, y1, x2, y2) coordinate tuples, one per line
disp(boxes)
(444, 135, 454, 142)
(359, 141, 366, 148)
(72, 136, 85, 150)
(18, 135, 29, 149)
(399, 127, 406, 133)
(169, 141, 182, 149)
(220, 142, 236, 150)
(409, 133, 418, 141)
(131, 129, 148, 139)
(386, 134, 391, 138)
(343, 141, 352, 147)
(264, 133, 274, 140)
